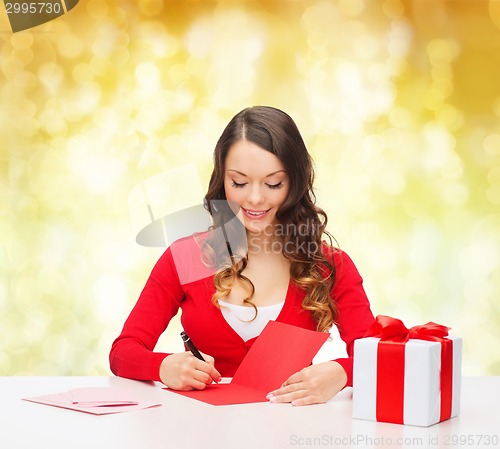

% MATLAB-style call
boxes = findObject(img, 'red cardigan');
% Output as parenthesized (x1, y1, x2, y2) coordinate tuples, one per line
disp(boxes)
(109, 238, 374, 387)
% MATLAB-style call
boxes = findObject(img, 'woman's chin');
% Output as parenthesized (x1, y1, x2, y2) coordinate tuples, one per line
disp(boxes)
(244, 221, 275, 236)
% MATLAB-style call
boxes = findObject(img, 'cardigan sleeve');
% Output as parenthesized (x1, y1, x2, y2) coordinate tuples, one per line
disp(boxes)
(329, 249, 375, 387)
(109, 247, 184, 382)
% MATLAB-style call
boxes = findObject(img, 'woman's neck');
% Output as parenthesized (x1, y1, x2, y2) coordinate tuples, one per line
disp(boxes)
(246, 230, 283, 257)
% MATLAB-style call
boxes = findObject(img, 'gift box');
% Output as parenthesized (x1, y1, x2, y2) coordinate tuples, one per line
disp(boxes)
(353, 315, 462, 427)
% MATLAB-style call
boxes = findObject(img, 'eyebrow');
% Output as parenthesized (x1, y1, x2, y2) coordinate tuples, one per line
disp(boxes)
(227, 169, 286, 178)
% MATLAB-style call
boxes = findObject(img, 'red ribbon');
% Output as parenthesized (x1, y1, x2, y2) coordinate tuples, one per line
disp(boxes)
(364, 315, 453, 424)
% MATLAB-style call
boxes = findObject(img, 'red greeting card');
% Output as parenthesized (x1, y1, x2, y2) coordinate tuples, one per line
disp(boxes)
(171, 321, 329, 405)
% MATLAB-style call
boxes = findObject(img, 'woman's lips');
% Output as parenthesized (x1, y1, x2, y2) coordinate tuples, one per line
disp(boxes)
(242, 207, 271, 220)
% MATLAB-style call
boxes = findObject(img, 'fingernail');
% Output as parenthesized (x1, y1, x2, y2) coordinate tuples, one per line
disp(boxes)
(267, 393, 276, 403)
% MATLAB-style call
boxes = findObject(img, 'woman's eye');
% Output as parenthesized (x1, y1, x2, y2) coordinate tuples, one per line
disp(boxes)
(266, 182, 284, 190)
(231, 180, 247, 188)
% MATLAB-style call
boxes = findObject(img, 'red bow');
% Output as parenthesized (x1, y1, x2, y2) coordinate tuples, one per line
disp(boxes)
(365, 315, 451, 342)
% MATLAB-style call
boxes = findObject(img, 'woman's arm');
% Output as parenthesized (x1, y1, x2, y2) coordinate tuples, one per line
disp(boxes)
(109, 247, 184, 382)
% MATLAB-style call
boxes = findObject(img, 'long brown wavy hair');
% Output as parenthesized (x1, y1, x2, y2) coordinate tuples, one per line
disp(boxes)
(203, 106, 338, 332)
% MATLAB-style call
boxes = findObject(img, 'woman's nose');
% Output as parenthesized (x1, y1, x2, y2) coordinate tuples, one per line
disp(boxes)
(247, 184, 264, 206)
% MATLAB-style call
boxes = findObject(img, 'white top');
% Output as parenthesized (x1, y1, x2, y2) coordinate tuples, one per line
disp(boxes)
(218, 299, 285, 341)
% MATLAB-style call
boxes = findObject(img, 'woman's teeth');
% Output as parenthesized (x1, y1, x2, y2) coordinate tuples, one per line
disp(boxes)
(246, 210, 266, 216)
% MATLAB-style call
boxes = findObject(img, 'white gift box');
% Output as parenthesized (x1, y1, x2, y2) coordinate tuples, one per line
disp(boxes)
(353, 336, 462, 427)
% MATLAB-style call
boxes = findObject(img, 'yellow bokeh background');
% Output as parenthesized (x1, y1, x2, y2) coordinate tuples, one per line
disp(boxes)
(1, 0, 499, 376)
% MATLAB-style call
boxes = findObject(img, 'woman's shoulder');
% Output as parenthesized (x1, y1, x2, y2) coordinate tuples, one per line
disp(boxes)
(320, 241, 358, 271)
(320, 240, 343, 260)
(155, 231, 216, 285)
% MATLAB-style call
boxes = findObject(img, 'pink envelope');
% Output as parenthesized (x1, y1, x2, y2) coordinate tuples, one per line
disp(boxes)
(23, 387, 161, 415)
(172, 320, 329, 405)
(67, 387, 138, 407)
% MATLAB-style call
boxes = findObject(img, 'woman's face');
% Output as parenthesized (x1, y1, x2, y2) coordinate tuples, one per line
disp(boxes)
(224, 139, 289, 235)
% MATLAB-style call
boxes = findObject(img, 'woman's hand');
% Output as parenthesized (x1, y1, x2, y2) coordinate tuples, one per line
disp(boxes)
(266, 361, 348, 406)
(159, 352, 222, 390)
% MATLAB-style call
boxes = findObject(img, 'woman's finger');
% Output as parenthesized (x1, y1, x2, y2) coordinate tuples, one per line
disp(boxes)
(192, 357, 222, 384)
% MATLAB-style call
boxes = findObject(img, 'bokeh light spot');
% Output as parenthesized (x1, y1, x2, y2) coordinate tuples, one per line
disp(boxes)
(139, 0, 164, 17)
(57, 34, 85, 59)
(483, 133, 500, 155)
(382, 0, 405, 19)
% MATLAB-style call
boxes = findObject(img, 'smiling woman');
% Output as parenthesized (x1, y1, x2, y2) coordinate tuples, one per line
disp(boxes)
(110, 106, 375, 405)
(204, 106, 338, 327)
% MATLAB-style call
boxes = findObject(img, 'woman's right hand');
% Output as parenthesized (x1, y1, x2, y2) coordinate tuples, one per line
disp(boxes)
(159, 352, 222, 390)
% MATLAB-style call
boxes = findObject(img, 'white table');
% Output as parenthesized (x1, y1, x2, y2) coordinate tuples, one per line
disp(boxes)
(2, 376, 498, 449)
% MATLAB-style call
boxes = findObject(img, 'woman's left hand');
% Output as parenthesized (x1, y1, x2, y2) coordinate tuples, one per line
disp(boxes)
(266, 361, 348, 406)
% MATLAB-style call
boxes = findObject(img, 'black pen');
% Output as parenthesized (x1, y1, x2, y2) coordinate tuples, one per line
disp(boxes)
(180, 331, 206, 362)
